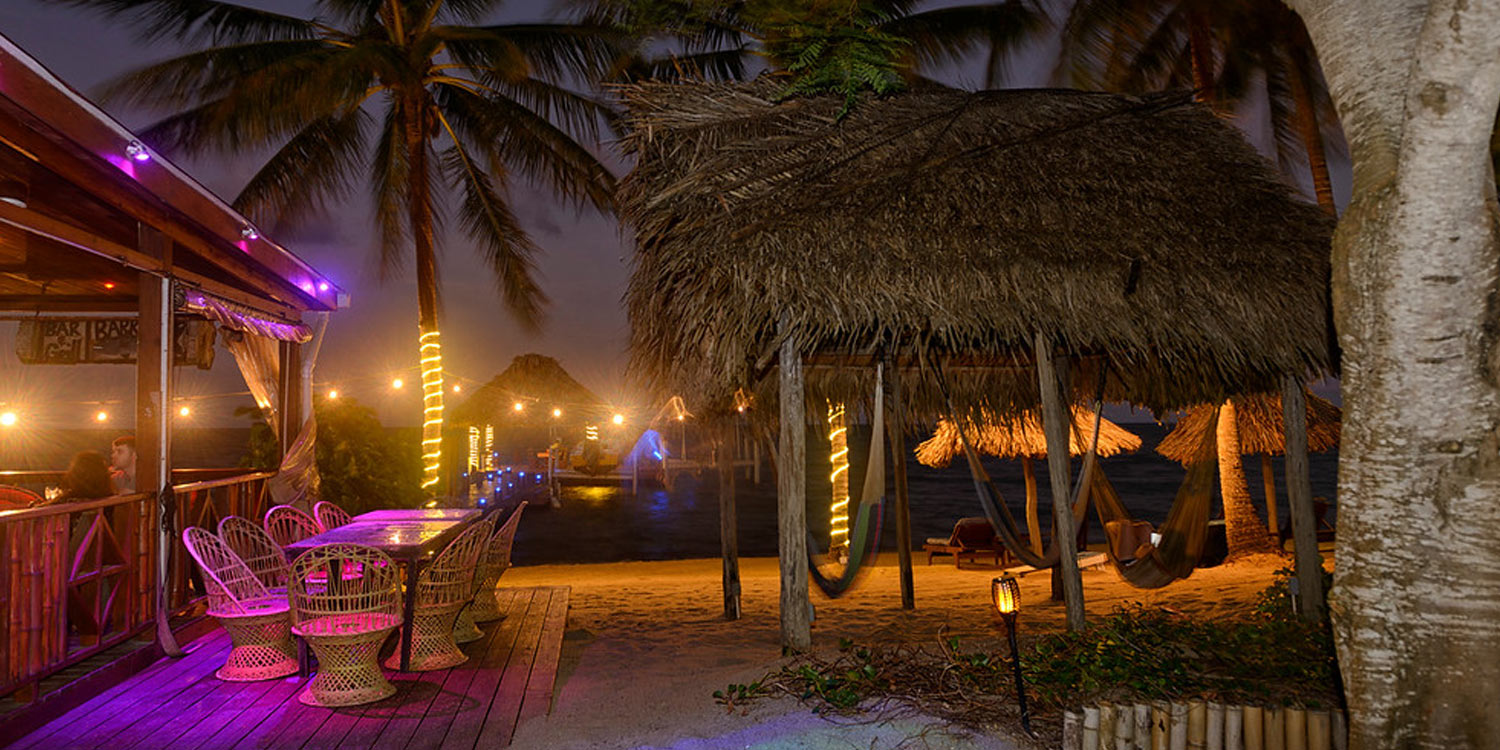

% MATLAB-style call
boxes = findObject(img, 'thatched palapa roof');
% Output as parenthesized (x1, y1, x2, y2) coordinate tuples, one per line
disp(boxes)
(915, 408, 1142, 468)
(1156, 390, 1341, 464)
(450, 353, 604, 427)
(620, 81, 1334, 419)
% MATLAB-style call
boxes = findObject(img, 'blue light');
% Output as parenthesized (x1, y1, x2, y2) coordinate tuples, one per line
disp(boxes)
(508, 483, 514, 488)
(519, 472, 526, 477)
(652, 450, 663, 460)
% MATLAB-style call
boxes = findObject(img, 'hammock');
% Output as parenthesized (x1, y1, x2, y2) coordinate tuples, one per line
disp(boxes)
(807, 364, 887, 598)
(937, 361, 1219, 588)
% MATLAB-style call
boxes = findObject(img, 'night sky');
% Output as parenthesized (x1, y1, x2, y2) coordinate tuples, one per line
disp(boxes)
(0, 1, 1340, 431)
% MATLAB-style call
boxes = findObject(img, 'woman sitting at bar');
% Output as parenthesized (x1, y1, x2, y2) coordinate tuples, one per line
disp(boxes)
(56, 450, 117, 502)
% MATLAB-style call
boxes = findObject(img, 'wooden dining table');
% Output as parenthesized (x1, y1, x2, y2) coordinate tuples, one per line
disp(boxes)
(284, 507, 484, 671)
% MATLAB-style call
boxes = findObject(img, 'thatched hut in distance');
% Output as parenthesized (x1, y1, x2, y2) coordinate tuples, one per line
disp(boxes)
(1157, 390, 1341, 536)
(619, 80, 1335, 645)
(448, 354, 607, 475)
(916, 409, 1142, 554)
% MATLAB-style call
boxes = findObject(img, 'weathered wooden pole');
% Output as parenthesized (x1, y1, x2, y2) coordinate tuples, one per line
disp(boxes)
(777, 334, 811, 651)
(1022, 456, 1043, 555)
(1261, 455, 1280, 538)
(136, 236, 181, 657)
(1034, 333, 1086, 631)
(718, 424, 742, 620)
(884, 354, 915, 610)
(1280, 378, 1325, 622)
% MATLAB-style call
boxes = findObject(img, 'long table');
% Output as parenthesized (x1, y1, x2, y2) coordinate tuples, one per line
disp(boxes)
(285, 508, 483, 671)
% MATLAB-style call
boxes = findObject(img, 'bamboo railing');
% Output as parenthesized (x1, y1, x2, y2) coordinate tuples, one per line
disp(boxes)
(0, 470, 275, 702)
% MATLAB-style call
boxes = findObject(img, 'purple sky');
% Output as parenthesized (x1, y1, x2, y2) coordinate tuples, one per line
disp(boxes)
(0, 1, 1342, 432)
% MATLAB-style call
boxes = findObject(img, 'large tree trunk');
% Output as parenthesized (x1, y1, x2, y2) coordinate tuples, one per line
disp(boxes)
(1186, 8, 1216, 103)
(405, 98, 445, 493)
(1286, 49, 1339, 215)
(1022, 456, 1043, 555)
(1283, 1, 1500, 746)
(1217, 401, 1276, 558)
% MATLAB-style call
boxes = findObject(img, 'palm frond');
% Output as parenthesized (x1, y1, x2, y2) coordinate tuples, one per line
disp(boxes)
(54, 0, 320, 44)
(882, 2, 1045, 74)
(448, 22, 626, 82)
(96, 39, 335, 110)
(233, 108, 373, 227)
(372, 101, 410, 280)
(609, 47, 753, 82)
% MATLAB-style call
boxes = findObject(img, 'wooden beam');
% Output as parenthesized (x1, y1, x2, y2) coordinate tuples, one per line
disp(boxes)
(135, 258, 182, 658)
(1281, 377, 1325, 622)
(718, 424, 742, 621)
(0, 295, 135, 312)
(1035, 332, 1086, 632)
(1262, 454, 1280, 537)
(777, 331, 811, 652)
(885, 352, 915, 610)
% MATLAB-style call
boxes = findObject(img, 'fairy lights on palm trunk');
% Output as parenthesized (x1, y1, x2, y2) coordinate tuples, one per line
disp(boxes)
(828, 401, 850, 558)
(418, 330, 445, 490)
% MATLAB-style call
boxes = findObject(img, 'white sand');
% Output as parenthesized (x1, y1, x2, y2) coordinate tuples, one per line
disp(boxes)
(504, 553, 1292, 749)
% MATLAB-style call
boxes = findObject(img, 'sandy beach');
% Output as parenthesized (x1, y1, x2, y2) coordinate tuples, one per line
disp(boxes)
(503, 552, 1295, 749)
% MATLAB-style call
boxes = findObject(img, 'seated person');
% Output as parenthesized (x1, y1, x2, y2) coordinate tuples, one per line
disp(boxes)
(58, 450, 117, 503)
(110, 435, 137, 494)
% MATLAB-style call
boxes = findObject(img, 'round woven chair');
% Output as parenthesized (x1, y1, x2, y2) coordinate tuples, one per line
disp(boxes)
(312, 501, 352, 531)
(471, 502, 527, 623)
(264, 505, 320, 547)
(452, 513, 500, 644)
(218, 515, 290, 594)
(182, 527, 298, 682)
(384, 521, 490, 671)
(289, 543, 403, 707)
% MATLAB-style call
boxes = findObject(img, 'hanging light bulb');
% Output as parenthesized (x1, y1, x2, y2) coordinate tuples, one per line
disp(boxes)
(241, 226, 260, 241)
(552, 407, 562, 418)
(513, 401, 525, 412)
(0, 411, 17, 427)
(612, 413, 624, 426)
(392, 377, 404, 389)
(327, 389, 339, 400)
(95, 411, 109, 423)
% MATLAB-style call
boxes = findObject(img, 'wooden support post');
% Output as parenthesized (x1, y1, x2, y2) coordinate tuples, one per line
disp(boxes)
(277, 341, 302, 454)
(1022, 456, 1043, 555)
(752, 438, 761, 485)
(777, 334, 811, 652)
(1261, 455, 1280, 538)
(136, 256, 181, 657)
(1280, 378, 1325, 622)
(1035, 332, 1086, 632)
(718, 426, 741, 620)
(885, 354, 914, 610)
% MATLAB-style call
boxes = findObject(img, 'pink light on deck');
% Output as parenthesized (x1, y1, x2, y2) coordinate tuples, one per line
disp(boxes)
(318, 282, 330, 292)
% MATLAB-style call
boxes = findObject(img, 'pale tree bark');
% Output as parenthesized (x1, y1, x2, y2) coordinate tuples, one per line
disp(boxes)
(1217, 401, 1276, 558)
(1283, 1, 1500, 746)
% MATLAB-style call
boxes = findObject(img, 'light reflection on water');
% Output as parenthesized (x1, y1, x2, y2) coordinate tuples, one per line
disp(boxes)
(502, 424, 1340, 566)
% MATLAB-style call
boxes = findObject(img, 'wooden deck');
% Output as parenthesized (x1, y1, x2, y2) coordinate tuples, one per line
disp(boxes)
(6, 586, 569, 750)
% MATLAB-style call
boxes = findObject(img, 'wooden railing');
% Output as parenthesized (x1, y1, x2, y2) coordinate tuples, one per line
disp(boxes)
(0, 470, 275, 702)
(0, 468, 252, 494)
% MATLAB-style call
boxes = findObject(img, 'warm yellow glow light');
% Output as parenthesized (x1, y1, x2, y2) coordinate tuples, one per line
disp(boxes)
(453, 383, 462, 394)
(418, 330, 446, 490)
(392, 378, 404, 389)
(468, 426, 480, 472)
(513, 401, 525, 412)
(484, 425, 494, 471)
(992, 575, 1020, 616)
(0, 411, 16, 427)
(585, 424, 599, 441)
(827, 402, 850, 553)
(676, 414, 685, 421)
(552, 407, 562, 418)
(178, 406, 192, 417)
(327, 389, 339, 400)
(95, 411, 109, 423)
(612, 413, 625, 426)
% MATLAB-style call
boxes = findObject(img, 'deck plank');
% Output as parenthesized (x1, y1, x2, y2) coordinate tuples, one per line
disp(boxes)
(11, 632, 232, 750)
(518, 587, 570, 724)
(10, 587, 568, 750)
(436, 589, 539, 750)
(474, 588, 553, 747)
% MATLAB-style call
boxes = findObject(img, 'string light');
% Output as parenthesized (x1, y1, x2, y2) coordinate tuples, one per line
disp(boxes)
(612, 413, 624, 426)
(95, 411, 109, 423)
(468, 426, 480, 472)
(418, 330, 445, 490)
(585, 424, 599, 441)
(178, 405, 192, 417)
(392, 378, 404, 389)
(513, 401, 524, 412)
(0, 411, 17, 427)
(327, 389, 339, 400)
(452, 383, 462, 394)
(552, 407, 562, 418)
(827, 401, 850, 555)
(483, 425, 494, 471)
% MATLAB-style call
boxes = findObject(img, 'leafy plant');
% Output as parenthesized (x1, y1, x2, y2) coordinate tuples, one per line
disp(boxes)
(712, 680, 765, 712)
(758, 2, 910, 117)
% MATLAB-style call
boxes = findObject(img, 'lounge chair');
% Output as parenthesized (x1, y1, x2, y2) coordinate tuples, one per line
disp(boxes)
(264, 505, 320, 547)
(471, 502, 527, 623)
(383, 519, 490, 671)
(182, 527, 298, 682)
(312, 501, 352, 531)
(923, 517, 1009, 568)
(288, 543, 403, 706)
(218, 515, 291, 593)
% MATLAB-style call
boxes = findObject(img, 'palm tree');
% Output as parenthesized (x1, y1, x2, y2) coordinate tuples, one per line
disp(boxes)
(583, 0, 1046, 90)
(66, 0, 620, 492)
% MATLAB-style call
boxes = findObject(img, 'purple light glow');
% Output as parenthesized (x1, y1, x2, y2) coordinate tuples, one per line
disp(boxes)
(318, 282, 330, 292)
(125, 141, 150, 162)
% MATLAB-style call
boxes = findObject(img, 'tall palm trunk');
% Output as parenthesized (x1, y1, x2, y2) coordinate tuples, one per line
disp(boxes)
(1186, 8, 1215, 103)
(406, 98, 445, 492)
(1022, 456, 1043, 555)
(1285, 50, 1338, 215)
(1217, 401, 1275, 558)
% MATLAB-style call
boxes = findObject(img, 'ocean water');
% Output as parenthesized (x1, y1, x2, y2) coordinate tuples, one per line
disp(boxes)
(505, 423, 1339, 566)
(3, 425, 1339, 566)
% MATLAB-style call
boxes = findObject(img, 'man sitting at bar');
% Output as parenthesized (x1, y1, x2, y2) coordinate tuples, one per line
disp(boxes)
(110, 435, 137, 494)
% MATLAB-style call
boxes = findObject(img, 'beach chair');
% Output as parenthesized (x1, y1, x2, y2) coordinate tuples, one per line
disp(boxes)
(384, 519, 490, 671)
(923, 517, 1008, 568)
(182, 527, 298, 682)
(313, 500, 352, 531)
(471, 502, 527, 622)
(453, 512, 501, 644)
(264, 505, 320, 547)
(288, 543, 403, 706)
(218, 515, 291, 593)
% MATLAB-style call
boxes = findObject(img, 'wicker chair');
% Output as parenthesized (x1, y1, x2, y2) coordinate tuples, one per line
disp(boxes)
(384, 520, 490, 671)
(452, 513, 500, 644)
(471, 502, 527, 623)
(182, 527, 298, 682)
(264, 505, 320, 547)
(312, 501, 352, 531)
(288, 543, 403, 707)
(217, 515, 290, 593)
